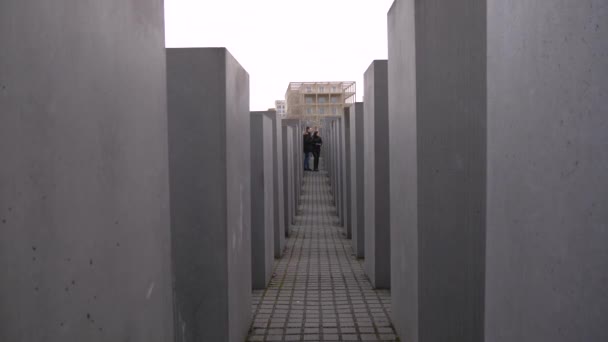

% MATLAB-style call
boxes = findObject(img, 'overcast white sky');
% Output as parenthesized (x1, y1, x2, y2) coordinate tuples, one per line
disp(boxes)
(165, 0, 394, 111)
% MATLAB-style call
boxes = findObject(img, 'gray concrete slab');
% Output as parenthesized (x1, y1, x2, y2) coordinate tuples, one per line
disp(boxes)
(282, 124, 295, 237)
(344, 108, 353, 239)
(262, 111, 285, 258)
(485, 2, 608, 341)
(250, 112, 275, 289)
(350, 103, 366, 258)
(283, 119, 301, 226)
(389, 1, 607, 341)
(0, 3, 173, 341)
(387, 2, 417, 340)
(363, 60, 391, 289)
(389, 0, 485, 339)
(167, 48, 251, 342)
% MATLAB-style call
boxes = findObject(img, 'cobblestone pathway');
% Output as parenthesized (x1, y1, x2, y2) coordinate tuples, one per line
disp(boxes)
(247, 169, 399, 342)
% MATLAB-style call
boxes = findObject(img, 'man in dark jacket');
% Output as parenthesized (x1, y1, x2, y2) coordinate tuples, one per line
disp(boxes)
(312, 131, 323, 171)
(303, 127, 313, 171)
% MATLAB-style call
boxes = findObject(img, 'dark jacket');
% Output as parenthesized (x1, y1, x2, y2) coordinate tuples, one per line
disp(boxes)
(303, 133, 314, 153)
(312, 135, 323, 153)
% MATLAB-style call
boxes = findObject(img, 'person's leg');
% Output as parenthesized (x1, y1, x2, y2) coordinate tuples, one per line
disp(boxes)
(313, 151, 320, 171)
(304, 152, 310, 170)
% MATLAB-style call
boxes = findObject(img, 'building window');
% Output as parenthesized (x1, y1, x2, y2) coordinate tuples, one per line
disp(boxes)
(306, 108, 312, 114)
(332, 86, 337, 92)
(331, 97, 338, 103)
(306, 86, 312, 92)
(319, 107, 325, 115)
(305, 97, 313, 104)
(319, 86, 325, 92)
(332, 107, 337, 115)
(318, 97, 326, 104)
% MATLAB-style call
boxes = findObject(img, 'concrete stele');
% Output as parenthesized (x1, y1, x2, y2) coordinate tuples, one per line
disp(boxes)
(167, 48, 251, 342)
(363, 60, 391, 289)
(0, 2, 173, 341)
(250, 111, 275, 289)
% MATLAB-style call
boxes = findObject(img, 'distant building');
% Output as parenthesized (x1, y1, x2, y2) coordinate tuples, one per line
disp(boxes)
(285, 82, 356, 126)
(275, 100, 287, 116)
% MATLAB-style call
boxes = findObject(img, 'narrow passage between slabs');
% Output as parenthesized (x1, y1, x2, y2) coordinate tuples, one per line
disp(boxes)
(247, 164, 399, 342)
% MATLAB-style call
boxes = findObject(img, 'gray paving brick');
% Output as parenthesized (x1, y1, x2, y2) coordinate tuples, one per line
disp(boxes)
(246, 166, 399, 341)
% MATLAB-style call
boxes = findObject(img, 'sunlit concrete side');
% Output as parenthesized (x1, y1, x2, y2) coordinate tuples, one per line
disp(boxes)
(363, 60, 391, 289)
(264, 111, 286, 258)
(350, 102, 366, 258)
(250, 112, 275, 289)
(167, 48, 251, 342)
(0, 2, 173, 341)
(485, 1, 608, 341)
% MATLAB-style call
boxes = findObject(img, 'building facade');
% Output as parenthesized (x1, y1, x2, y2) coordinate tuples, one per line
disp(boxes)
(285, 82, 356, 126)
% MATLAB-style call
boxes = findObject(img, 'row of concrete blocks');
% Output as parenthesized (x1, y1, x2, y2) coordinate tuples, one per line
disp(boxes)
(330, 1, 608, 342)
(0, 8, 303, 340)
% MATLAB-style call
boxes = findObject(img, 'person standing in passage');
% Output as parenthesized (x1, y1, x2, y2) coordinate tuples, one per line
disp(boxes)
(312, 130, 323, 172)
(303, 127, 313, 171)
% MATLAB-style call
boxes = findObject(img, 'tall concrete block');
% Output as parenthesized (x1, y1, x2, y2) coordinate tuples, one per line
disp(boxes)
(167, 48, 251, 342)
(388, 2, 418, 340)
(363, 60, 391, 289)
(389, 1, 607, 341)
(344, 108, 353, 239)
(282, 124, 295, 236)
(283, 119, 301, 225)
(350, 103, 366, 258)
(250, 112, 275, 289)
(0, 2, 173, 341)
(485, 1, 608, 341)
(389, 0, 485, 339)
(264, 111, 286, 257)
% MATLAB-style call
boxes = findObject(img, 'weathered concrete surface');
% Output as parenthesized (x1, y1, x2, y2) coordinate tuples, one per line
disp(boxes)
(350, 103, 365, 259)
(264, 111, 286, 257)
(363, 60, 391, 289)
(0, 2, 173, 341)
(485, 1, 608, 341)
(389, 1, 607, 342)
(167, 48, 251, 342)
(250, 112, 275, 289)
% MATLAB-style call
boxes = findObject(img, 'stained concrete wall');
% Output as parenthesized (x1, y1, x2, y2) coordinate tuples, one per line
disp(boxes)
(485, 1, 608, 341)
(264, 111, 286, 257)
(167, 48, 251, 342)
(350, 103, 366, 258)
(0, 2, 173, 341)
(364, 60, 391, 289)
(251, 112, 275, 289)
(389, 1, 607, 341)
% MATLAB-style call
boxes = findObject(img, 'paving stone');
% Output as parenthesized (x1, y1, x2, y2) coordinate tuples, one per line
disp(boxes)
(246, 165, 398, 341)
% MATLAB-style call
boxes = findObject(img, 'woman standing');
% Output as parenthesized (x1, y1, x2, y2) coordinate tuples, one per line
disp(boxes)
(312, 131, 323, 172)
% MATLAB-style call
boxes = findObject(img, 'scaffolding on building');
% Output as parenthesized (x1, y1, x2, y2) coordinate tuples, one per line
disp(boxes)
(284, 81, 356, 127)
